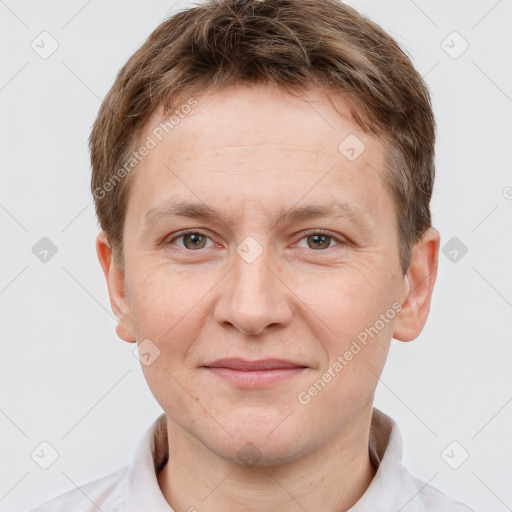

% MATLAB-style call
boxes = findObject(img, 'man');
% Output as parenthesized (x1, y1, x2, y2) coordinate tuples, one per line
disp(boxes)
(30, 0, 475, 510)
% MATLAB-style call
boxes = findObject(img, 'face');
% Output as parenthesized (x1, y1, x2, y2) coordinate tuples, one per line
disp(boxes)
(101, 84, 426, 466)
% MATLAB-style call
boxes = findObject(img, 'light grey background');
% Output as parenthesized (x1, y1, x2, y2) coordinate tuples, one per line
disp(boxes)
(1, 1, 511, 511)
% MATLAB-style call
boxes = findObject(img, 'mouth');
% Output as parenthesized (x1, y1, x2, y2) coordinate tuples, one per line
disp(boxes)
(201, 358, 308, 388)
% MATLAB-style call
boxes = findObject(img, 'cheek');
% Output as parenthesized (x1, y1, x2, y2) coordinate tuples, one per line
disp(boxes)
(127, 262, 229, 381)
(128, 262, 207, 338)
(307, 262, 391, 329)
(130, 267, 206, 416)
(308, 265, 395, 378)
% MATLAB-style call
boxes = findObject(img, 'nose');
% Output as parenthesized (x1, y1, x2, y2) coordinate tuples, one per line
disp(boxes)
(214, 244, 293, 337)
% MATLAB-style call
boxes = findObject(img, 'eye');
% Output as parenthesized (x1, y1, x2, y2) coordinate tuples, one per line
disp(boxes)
(296, 230, 346, 250)
(167, 230, 214, 250)
(165, 229, 347, 252)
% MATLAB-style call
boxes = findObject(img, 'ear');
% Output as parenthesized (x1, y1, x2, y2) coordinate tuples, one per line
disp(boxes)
(96, 231, 136, 343)
(393, 227, 440, 342)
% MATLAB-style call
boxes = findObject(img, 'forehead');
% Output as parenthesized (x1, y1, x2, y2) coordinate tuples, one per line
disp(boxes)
(143, 84, 372, 155)
(125, 84, 393, 230)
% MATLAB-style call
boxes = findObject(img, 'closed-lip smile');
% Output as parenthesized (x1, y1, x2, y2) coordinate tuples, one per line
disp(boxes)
(201, 358, 308, 388)
(203, 358, 307, 370)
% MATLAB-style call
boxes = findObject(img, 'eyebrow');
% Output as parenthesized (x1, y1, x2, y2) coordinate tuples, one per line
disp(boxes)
(144, 199, 376, 234)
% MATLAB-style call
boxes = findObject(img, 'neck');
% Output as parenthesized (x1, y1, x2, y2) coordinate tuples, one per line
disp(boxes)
(157, 406, 377, 512)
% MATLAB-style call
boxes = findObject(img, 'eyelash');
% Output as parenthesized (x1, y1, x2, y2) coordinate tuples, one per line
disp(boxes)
(166, 229, 347, 251)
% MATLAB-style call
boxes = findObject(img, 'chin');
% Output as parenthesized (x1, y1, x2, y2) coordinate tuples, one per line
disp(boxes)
(216, 438, 308, 468)
(207, 418, 311, 468)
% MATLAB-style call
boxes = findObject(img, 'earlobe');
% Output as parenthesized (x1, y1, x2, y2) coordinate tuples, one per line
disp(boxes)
(95, 232, 137, 343)
(116, 324, 136, 343)
(392, 228, 440, 342)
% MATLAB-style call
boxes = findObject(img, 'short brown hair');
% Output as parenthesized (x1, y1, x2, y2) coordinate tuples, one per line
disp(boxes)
(90, 0, 436, 275)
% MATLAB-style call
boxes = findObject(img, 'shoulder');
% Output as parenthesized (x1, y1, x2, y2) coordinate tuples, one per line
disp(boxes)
(403, 468, 476, 512)
(368, 408, 475, 512)
(27, 465, 127, 512)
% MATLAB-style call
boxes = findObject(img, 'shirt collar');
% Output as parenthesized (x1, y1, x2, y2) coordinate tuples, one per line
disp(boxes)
(117, 407, 414, 512)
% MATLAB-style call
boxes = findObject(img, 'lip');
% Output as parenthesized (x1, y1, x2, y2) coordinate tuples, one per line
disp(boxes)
(203, 358, 307, 370)
(201, 358, 308, 388)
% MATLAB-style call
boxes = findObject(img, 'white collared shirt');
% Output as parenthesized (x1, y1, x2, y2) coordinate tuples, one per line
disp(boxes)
(28, 408, 475, 512)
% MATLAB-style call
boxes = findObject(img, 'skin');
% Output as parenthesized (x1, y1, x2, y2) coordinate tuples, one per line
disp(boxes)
(96, 83, 440, 512)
